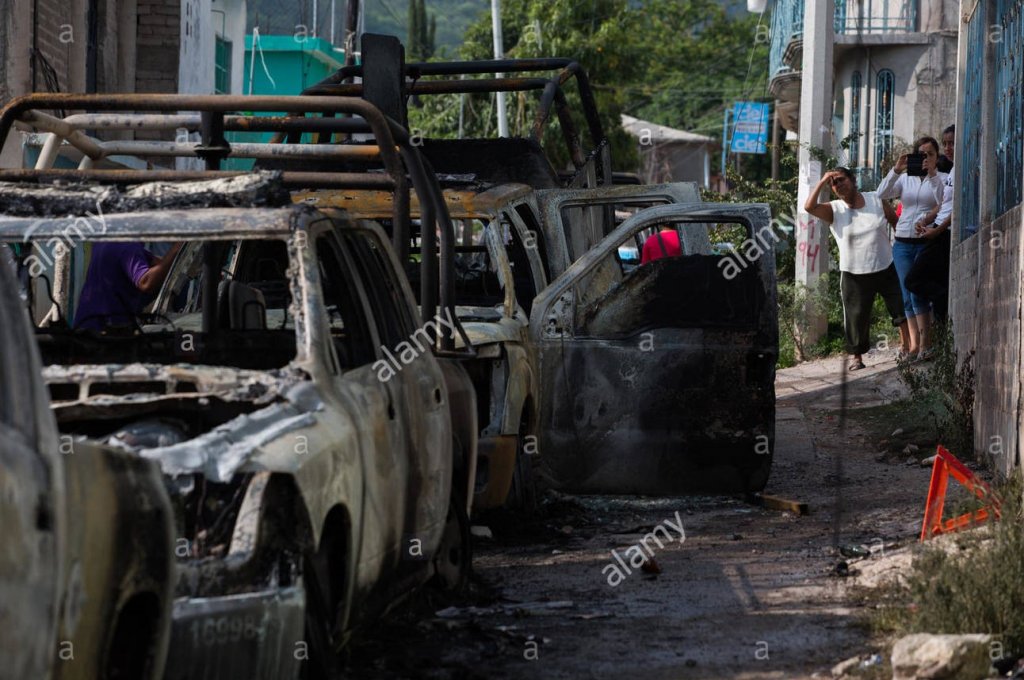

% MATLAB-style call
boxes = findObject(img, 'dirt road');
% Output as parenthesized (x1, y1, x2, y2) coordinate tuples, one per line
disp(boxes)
(346, 352, 950, 679)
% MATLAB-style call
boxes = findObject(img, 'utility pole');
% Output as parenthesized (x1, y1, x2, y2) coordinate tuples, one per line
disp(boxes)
(491, 0, 509, 137)
(331, 0, 336, 45)
(313, 0, 318, 38)
(794, 0, 834, 350)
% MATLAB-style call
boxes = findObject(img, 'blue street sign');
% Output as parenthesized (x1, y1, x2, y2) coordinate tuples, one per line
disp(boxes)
(730, 102, 770, 154)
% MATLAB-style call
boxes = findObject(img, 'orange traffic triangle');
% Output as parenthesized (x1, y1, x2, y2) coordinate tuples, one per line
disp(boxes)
(920, 446, 1000, 541)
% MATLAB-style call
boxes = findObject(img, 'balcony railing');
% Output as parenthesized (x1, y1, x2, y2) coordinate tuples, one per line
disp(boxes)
(769, 0, 804, 81)
(770, 0, 921, 82)
(835, 0, 918, 34)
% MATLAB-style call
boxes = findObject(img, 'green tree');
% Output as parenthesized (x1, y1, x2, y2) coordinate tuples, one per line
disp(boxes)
(407, 0, 770, 178)
(407, 0, 437, 61)
(409, 0, 642, 172)
(630, 1, 769, 136)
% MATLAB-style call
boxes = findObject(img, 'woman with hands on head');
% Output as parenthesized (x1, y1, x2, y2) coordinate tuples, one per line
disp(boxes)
(804, 167, 909, 372)
(876, 137, 947, 360)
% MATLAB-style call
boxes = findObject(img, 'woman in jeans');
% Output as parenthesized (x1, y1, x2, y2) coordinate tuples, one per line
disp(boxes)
(805, 167, 908, 371)
(877, 136, 947, 359)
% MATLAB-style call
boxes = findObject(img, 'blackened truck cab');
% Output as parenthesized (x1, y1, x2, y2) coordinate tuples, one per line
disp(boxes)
(0, 94, 477, 679)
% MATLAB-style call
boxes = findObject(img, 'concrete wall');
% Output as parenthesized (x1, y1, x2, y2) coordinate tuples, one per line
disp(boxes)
(832, 36, 958, 179)
(949, 0, 1024, 474)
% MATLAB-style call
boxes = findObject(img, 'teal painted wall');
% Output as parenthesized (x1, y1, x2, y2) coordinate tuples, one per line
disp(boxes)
(226, 35, 345, 169)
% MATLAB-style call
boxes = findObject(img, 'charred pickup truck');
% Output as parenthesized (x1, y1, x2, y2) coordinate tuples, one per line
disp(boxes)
(0, 242, 174, 680)
(0, 94, 478, 679)
(297, 41, 777, 495)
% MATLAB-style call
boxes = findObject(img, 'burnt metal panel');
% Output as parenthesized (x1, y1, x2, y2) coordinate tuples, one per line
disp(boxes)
(360, 34, 407, 129)
(528, 202, 777, 495)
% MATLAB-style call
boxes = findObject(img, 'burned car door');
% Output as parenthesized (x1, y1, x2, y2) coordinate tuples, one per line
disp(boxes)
(534, 182, 704, 278)
(528, 203, 777, 495)
(333, 227, 451, 570)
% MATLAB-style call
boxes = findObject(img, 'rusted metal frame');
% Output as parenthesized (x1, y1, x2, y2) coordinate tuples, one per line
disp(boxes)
(17, 110, 384, 165)
(301, 77, 551, 98)
(58, 140, 384, 161)
(26, 112, 373, 134)
(0, 168, 396, 190)
(0, 93, 407, 173)
(317, 57, 576, 86)
(532, 63, 609, 184)
(531, 86, 586, 170)
(380, 122, 463, 354)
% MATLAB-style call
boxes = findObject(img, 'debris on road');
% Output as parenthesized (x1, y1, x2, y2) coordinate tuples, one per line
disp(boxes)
(891, 633, 991, 680)
(746, 492, 810, 515)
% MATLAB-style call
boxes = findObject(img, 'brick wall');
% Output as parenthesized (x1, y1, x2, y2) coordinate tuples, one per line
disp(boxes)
(135, 0, 179, 94)
(33, 0, 74, 92)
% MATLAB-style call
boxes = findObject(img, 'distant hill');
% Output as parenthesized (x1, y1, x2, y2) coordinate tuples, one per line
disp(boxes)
(246, 0, 488, 56)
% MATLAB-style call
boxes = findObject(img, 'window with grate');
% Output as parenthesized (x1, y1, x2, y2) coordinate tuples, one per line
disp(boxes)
(215, 36, 232, 95)
(994, 0, 1023, 216)
(873, 70, 895, 176)
(959, 1, 986, 239)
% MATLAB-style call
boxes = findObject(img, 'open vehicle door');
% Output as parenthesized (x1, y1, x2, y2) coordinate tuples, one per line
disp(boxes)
(527, 203, 777, 494)
(534, 182, 705, 277)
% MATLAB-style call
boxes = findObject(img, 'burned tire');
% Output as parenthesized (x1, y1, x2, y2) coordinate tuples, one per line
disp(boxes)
(301, 534, 346, 680)
(741, 417, 775, 492)
(431, 438, 472, 592)
(505, 421, 538, 515)
(742, 452, 773, 492)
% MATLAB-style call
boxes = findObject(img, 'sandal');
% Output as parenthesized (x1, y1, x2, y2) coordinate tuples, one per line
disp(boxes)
(849, 359, 866, 371)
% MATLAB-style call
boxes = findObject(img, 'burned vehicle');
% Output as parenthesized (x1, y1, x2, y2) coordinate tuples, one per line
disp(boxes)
(296, 182, 545, 511)
(302, 37, 613, 191)
(0, 246, 174, 680)
(527, 203, 778, 493)
(295, 40, 778, 494)
(0, 93, 478, 679)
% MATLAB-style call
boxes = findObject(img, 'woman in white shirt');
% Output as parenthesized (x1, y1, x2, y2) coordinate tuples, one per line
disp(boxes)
(876, 136, 947, 359)
(805, 167, 908, 371)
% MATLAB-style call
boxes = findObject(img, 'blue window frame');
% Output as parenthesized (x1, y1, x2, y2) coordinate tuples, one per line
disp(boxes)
(215, 36, 232, 95)
(959, 1, 986, 239)
(873, 69, 895, 175)
(994, 0, 1023, 216)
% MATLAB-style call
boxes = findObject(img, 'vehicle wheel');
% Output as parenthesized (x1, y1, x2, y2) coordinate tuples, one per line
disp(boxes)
(742, 452, 773, 492)
(505, 422, 538, 515)
(431, 465, 472, 592)
(301, 544, 345, 680)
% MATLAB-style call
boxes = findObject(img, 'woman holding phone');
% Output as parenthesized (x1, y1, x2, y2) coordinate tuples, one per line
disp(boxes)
(876, 136, 947, 360)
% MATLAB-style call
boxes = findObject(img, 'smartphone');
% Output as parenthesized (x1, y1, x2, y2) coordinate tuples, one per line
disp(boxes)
(905, 153, 927, 177)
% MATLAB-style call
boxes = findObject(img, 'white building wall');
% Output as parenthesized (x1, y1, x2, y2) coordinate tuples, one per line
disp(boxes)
(179, 0, 215, 95)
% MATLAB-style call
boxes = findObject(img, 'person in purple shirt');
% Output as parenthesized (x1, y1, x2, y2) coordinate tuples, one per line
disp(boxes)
(74, 241, 183, 331)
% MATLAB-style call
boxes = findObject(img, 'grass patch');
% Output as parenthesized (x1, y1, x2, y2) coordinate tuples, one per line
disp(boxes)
(872, 476, 1024, 656)
(841, 397, 943, 461)
(896, 324, 975, 460)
